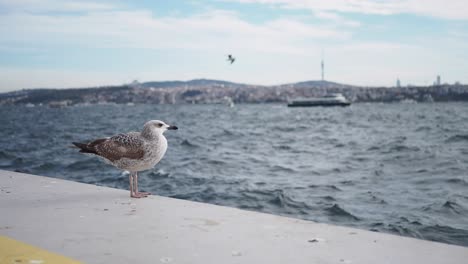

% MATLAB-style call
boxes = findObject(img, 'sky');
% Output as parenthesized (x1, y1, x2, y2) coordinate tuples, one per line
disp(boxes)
(0, 0, 467, 92)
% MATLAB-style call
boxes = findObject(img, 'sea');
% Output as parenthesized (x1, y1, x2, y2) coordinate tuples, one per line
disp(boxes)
(1, 102, 468, 247)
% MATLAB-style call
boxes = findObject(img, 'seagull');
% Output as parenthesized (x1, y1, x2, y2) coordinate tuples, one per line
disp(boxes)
(227, 54, 235, 64)
(72, 120, 178, 198)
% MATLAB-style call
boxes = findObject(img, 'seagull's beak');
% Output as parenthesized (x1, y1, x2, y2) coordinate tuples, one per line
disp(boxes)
(167, 125, 178, 130)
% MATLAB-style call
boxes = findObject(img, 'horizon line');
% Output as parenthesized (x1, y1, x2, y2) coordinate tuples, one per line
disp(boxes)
(1, 78, 465, 94)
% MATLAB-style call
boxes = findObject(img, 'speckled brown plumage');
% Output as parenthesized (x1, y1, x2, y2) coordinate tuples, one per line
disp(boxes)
(73, 133, 145, 162)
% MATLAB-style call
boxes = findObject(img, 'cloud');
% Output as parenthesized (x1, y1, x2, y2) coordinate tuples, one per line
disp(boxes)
(314, 11, 361, 27)
(225, 0, 468, 20)
(0, 67, 126, 90)
(0, 6, 350, 55)
(0, 0, 116, 12)
(404, 0, 468, 20)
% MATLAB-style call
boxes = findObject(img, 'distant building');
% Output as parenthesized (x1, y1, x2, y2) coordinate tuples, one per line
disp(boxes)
(321, 56, 324, 81)
(435, 75, 441, 86)
(129, 80, 141, 88)
(396, 78, 401, 88)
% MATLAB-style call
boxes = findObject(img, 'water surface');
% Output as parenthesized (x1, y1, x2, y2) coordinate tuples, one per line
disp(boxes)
(1, 103, 468, 246)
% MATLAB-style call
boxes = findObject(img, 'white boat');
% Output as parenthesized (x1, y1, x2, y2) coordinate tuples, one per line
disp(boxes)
(287, 93, 351, 107)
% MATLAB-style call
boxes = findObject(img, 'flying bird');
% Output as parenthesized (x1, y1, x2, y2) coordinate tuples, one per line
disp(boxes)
(72, 120, 178, 198)
(227, 54, 235, 64)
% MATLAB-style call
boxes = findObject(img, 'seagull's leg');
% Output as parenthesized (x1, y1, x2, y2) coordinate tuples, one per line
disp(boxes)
(134, 172, 151, 197)
(129, 172, 135, 197)
(129, 171, 145, 198)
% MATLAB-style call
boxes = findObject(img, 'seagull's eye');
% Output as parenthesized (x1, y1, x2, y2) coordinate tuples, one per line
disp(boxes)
(157, 123, 163, 127)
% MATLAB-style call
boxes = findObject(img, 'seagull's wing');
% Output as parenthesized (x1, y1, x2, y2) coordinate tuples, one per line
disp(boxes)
(85, 133, 145, 162)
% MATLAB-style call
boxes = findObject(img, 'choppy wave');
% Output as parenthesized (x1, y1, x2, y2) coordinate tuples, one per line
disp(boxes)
(419, 225, 468, 246)
(442, 201, 464, 214)
(325, 204, 360, 221)
(308, 184, 342, 191)
(180, 139, 199, 148)
(445, 178, 468, 186)
(445, 134, 468, 143)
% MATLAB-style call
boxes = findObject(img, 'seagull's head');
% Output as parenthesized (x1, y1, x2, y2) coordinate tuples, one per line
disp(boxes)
(143, 120, 178, 136)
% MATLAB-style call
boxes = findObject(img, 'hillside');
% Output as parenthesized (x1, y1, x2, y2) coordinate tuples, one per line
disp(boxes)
(1, 79, 468, 106)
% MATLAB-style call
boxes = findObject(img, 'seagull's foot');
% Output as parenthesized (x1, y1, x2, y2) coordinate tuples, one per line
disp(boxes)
(138, 191, 151, 196)
(130, 192, 149, 198)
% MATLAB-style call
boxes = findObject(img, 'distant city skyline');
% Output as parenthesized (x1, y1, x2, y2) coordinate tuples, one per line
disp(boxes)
(0, 0, 467, 92)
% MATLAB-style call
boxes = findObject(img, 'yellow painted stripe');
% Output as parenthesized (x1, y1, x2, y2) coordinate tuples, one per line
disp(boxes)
(0, 236, 81, 264)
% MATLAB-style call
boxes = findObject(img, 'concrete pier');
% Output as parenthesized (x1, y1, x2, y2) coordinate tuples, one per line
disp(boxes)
(1, 170, 467, 263)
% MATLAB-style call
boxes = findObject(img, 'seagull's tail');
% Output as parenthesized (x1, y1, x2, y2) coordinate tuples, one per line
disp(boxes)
(71, 142, 97, 154)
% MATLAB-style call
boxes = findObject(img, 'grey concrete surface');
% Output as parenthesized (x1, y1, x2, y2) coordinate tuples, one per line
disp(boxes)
(1, 169, 467, 264)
